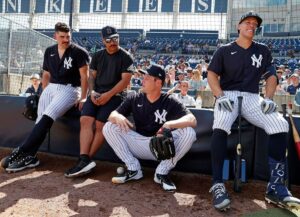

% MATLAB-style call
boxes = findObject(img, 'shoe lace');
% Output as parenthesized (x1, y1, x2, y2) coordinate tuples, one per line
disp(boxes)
(8, 148, 21, 161)
(209, 183, 226, 199)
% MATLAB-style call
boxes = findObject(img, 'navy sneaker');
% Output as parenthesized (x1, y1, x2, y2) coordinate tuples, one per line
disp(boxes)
(209, 183, 231, 211)
(6, 153, 39, 172)
(154, 173, 176, 192)
(64, 158, 96, 178)
(265, 182, 300, 208)
(1, 147, 23, 169)
(112, 169, 143, 184)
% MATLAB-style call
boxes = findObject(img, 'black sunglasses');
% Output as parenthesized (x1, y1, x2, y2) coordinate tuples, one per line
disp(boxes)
(105, 36, 119, 43)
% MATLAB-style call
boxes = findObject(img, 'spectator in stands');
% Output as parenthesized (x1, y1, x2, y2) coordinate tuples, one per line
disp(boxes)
(157, 59, 165, 68)
(167, 66, 176, 85)
(163, 73, 173, 88)
(131, 71, 142, 87)
(174, 72, 185, 86)
(286, 73, 300, 95)
(279, 44, 287, 56)
(167, 80, 196, 107)
(276, 70, 284, 84)
(285, 68, 292, 77)
(203, 43, 209, 55)
(189, 69, 207, 91)
(65, 26, 134, 178)
(25, 73, 43, 96)
(275, 70, 287, 95)
(185, 67, 193, 80)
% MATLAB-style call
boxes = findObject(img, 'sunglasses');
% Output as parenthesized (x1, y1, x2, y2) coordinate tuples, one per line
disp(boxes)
(105, 36, 119, 43)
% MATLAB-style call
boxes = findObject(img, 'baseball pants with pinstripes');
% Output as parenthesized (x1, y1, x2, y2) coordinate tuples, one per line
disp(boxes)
(103, 122, 196, 175)
(213, 91, 289, 135)
(36, 83, 81, 123)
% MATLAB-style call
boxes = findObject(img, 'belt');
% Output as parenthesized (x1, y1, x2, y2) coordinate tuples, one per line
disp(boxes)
(52, 82, 79, 87)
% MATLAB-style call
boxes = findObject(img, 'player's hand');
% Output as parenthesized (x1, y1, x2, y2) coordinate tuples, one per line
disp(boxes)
(91, 91, 101, 105)
(97, 92, 112, 105)
(216, 95, 234, 112)
(76, 98, 86, 111)
(261, 98, 277, 114)
(114, 114, 134, 132)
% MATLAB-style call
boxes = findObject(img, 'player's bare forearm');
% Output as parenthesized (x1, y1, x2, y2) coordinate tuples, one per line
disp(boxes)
(42, 70, 50, 90)
(162, 113, 197, 129)
(108, 110, 133, 130)
(207, 70, 223, 97)
(106, 72, 132, 98)
(88, 70, 96, 93)
(79, 65, 89, 100)
(265, 75, 277, 99)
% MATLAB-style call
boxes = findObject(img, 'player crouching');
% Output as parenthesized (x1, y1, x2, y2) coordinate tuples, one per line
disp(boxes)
(102, 64, 197, 191)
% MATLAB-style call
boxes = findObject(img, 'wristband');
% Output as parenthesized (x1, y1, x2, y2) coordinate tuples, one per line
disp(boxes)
(215, 92, 225, 99)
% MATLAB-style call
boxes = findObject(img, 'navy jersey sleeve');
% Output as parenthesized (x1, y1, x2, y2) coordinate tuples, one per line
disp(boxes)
(262, 47, 276, 80)
(207, 46, 224, 76)
(75, 46, 90, 69)
(116, 92, 136, 116)
(166, 95, 190, 121)
(42, 47, 50, 72)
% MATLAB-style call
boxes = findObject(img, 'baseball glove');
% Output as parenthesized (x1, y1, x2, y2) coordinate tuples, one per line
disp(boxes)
(23, 94, 39, 121)
(149, 128, 175, 161)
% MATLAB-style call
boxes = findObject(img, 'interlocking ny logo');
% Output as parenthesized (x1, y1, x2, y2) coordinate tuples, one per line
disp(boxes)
(154, 109, 167, 124)
(64, 57, 73, 69)
(251, 54, 263, 68)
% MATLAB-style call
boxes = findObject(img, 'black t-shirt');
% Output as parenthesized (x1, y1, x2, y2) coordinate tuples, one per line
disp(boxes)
(117, 92, 189, 137)
(208, 41, 276, 93)
(43, 43, 90, 87)
(90, 47, 134, 93)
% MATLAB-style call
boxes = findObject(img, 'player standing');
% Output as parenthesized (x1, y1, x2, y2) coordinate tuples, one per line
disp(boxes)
(207, 11, 300, 211)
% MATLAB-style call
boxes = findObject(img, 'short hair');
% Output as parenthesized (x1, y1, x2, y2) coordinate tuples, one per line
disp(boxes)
(55, 22, 70, 33)
(276, 70, 283, 74)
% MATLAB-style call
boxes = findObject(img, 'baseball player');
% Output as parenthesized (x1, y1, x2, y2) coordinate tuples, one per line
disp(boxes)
(102, 64, 197, 191)
(207, 11, 300, 211)
(64, 26, 134, 178)
(1, 22, 90, 172)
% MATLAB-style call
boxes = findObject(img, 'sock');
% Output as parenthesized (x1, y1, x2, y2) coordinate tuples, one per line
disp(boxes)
(21, 115, 54, 155)
(80, 154, 91, 163)
(211, 129, 228, 183)
(268, 133, 287, 161)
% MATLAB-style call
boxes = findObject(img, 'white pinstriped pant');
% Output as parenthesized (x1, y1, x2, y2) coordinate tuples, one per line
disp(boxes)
(36, 83, 81, 123)
(103, 122, 197, 175)
(213, 91, 289, 135)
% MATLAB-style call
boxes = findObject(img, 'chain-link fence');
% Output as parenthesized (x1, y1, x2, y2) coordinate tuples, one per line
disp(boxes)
(0, 16, 55, 94)
(0, 0, 300, 112)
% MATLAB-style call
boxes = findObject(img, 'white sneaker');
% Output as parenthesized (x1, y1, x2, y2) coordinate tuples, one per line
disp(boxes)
(112, 169, 143, 184)
(154, 173, 176, 192)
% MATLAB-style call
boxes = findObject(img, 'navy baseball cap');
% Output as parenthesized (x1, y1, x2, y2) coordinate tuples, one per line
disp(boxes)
(101, 26, 119, 38)
(239, 11, 262, 27)
(139, 64, 166, 82)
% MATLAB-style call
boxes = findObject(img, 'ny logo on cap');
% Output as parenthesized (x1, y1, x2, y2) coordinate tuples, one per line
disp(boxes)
(106, 28, 112, 34)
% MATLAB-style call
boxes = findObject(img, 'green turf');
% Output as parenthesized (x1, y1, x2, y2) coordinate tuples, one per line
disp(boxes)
(243, 208, 298, 217)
